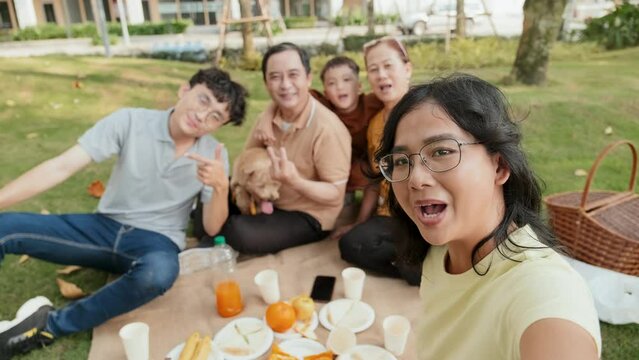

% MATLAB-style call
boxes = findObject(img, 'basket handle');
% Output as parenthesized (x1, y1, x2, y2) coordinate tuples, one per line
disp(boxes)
(580, 140, 637, 209)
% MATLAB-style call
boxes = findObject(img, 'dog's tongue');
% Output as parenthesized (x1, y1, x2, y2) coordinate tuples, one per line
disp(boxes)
(261, 201, 274, 215)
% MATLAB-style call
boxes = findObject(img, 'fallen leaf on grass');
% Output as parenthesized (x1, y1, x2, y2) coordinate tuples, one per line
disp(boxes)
(72, 80, 84, 89)
(574, 169, 588, 177)
(40, 209, 50, 215)
(19, 255, 30, 264)
(6, 99, 15, 107)
(56, 278, 87, 299)
(49, 102, 62, 110)
(57, 265, 82, 275)
(604, 126, 613, 135)
(26, 132, 39, 140)
(87, 180, 105, 198)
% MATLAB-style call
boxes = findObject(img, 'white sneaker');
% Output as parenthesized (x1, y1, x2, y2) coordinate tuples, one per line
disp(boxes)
(0, 296, 53, 333)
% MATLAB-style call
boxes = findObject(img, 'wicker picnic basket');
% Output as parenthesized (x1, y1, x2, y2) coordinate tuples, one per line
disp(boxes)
(544, 140, 639, 276)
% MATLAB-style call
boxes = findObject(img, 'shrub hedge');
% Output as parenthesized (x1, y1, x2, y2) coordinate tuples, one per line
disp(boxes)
(284, 16, 317, 29)
(13, 20, 191, 41)
(582, 2, 639, 49)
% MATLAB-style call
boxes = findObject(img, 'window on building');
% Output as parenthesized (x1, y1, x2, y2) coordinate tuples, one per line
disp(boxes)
(44, 3, 57, 23)
(0, 1, 12, 29)
(142, 0, 150, 21)
(83, 0, 94, 21)
(181, 0, 205, 25)
(158, 0, 178, 21)
(291, 0, 309, 16)
(101, 0, 111, 21)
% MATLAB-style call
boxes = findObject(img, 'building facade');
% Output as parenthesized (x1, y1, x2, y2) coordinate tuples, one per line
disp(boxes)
(0, 0, 382, 31)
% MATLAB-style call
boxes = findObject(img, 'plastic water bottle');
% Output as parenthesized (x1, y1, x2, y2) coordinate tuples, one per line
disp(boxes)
(178, 238, 226, 275)
(214, 235, 243, 317)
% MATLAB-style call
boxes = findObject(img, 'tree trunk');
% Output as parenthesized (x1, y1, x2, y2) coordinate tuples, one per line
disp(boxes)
(366, 0, 375, 36)
(510, 0, 568, 85)
(239, 0, 255, 58)
(456, 0, 466, 38)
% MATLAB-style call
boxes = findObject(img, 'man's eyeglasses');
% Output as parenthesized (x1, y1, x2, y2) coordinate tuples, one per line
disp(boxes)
(378, 138, 483, 182)
(362, 36, 409, 63)
(196, 93, 226, 128)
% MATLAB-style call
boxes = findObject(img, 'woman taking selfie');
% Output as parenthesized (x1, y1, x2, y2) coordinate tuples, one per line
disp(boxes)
(375, 74, 600, 359)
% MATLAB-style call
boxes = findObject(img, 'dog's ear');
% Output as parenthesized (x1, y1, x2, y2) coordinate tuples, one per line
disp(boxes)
(243, 169, 255, 178)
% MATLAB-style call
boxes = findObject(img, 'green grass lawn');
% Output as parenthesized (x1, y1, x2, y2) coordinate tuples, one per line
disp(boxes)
(1, 46, 638, 359)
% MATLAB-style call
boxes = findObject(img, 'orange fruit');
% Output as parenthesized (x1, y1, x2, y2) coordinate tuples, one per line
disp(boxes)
(265, 301, 296, 333)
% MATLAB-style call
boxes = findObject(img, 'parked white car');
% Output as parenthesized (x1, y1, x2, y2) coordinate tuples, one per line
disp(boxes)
(397, 12, 429, 36)
(397, 0, 485, 36)
(429, 0, 485, 23)
(561, 0, 616, 38)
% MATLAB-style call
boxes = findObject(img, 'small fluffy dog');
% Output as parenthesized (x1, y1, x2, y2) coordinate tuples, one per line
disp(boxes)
(231, 147, 281, 215)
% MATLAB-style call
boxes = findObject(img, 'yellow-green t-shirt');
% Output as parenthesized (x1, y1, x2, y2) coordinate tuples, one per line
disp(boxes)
(418, 225, 601, 359)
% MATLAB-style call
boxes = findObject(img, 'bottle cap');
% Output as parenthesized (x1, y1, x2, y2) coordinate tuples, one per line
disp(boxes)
(214, 235, 226, 246)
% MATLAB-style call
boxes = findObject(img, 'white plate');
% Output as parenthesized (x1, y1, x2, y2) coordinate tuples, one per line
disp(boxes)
(265, 311, 319, 340)
(165, 340, 223, 360)
(212, 317, 274, 360)
(278, 338, 327, 359)
(318, 299, 375, 333)
(337, 345, 397, 360)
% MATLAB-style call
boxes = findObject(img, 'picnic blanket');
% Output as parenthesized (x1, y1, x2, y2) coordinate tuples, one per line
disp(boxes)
(88, 238, 421, 359)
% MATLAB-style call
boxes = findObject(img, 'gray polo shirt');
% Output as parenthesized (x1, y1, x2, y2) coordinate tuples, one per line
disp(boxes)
(78, 108, 229, 249)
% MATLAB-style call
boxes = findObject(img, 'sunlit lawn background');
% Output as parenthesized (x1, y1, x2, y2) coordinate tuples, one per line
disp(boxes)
(0, 42, 638, 359)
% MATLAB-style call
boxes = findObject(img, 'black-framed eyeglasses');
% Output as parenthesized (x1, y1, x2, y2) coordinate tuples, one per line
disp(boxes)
(378, 138, 483, 183)
(196, 93, 226, 128)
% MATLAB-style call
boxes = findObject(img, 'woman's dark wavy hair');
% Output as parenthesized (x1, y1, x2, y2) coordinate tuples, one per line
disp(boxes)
(375, 73, 559, 274)
(189, 67, 248, 126)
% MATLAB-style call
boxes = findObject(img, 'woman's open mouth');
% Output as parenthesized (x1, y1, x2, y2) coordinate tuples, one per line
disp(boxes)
(379, 84, 393, 95)
(415, 202, 447, 225)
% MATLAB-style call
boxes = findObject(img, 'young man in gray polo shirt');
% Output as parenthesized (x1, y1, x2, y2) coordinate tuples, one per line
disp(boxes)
(0, 67, 247, 358)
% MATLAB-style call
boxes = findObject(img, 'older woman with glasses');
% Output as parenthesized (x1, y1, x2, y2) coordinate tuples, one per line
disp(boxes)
(376, 73, 600, 359)
(338, 36, 422, 285)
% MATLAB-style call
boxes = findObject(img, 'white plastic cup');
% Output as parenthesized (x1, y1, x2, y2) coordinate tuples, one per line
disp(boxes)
(341, 267, 366, 300)
(119, 322, 149, 360)
(254, 269, 280, 304)
(326, 326, 357, 355)
(383, 315, 411, 356)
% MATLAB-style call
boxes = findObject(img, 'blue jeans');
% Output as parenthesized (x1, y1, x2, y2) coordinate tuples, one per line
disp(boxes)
(0, 213, 180, 336)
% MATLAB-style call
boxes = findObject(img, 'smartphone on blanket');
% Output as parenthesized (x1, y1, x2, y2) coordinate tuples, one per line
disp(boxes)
(310, 275, 336, 302)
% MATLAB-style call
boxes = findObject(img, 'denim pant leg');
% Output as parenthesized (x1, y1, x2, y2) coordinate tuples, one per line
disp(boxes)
(0, 212, 180, 336)
(0, 213, 124, 270)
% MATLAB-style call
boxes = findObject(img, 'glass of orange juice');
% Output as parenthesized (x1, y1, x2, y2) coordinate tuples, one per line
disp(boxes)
(216, 280, 243, 317)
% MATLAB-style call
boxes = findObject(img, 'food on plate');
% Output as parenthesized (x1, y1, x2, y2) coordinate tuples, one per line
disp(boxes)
(291, 294, 315, 321)
(293, 321, 317, 340)
(266, 301, 297, 332)
(218, 320, 269, 356)
(304, 351, 333, 360)
(222, 346, 252, 356)
(268, 343, 333, 360)
(268, 343, 296, 360)
(192, 335, 212, 360)
(178, 331, 201, 360)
